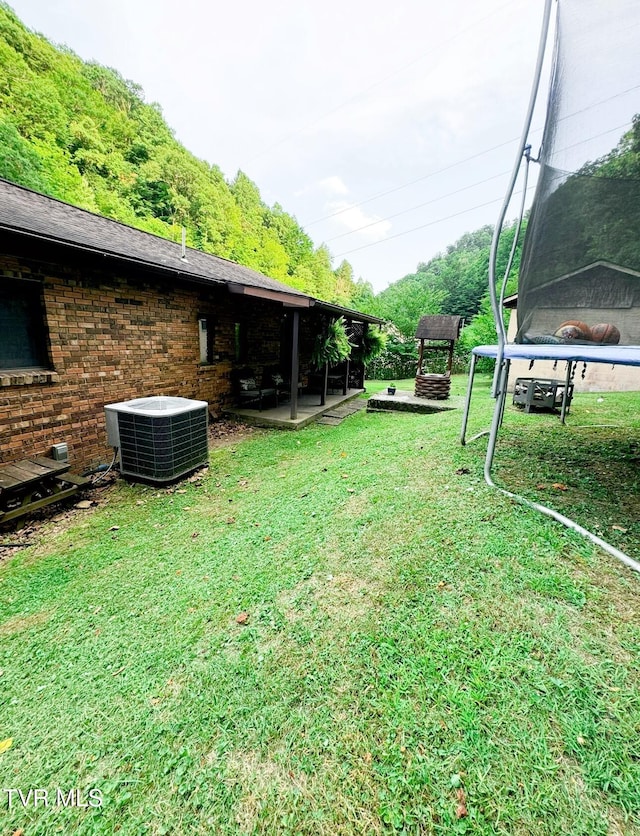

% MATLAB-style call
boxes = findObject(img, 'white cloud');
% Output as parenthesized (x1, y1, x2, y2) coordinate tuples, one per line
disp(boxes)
(318, 176, 350, 196)
(294, 175, 350, 199)
(327, 202, 392, 241)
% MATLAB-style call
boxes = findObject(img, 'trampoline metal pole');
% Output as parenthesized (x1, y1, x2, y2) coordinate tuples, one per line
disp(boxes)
(560, 361, 573, 424)
(484, 360, 509, 484)
(488, 0, 554, 395)
(460, 352, 479, 445)
(498, 359, 511, 429)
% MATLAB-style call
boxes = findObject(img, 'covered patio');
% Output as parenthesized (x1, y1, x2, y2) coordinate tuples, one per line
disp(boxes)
(224, 388, 365, 429)
(224, 285, 383, 424)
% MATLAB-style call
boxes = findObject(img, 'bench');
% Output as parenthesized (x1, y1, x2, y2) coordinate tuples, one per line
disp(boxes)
(0, 457, 91, 525)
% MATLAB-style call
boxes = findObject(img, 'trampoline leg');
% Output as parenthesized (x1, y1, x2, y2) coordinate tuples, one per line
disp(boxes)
(460, 353, 479, 445)
(484, 361, 509, 484)
(560, 361, 573, 424)
(490, 357, 501, 399)
(498, 359, 511, 428)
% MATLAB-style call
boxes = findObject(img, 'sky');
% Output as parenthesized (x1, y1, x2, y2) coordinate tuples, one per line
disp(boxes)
(8, 0, 553, 293)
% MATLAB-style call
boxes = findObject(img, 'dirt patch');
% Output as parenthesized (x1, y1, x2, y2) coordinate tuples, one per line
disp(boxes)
(341, 493, 371, 519)
(226, 750, 310, 833)
(607, 811, 637, 836)
(0, 609, 50, 637)
(314, 572, 378, 620)
(277, 571, 380, 626)
(208, 418, 258, 449)
(577, 563, 640, 624)
(0, 420, 256, 563)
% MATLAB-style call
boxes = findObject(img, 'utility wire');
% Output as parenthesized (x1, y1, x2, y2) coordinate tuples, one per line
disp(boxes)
(304, 136, 529, 227)
(306, 83, 640, 230)
(333, 184, 537, 258)
(331, 118, 634, 254)
(323, 169, 511, 243)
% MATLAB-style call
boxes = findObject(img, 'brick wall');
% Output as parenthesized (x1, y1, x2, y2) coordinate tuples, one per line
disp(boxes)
(0, 244, 290, 472)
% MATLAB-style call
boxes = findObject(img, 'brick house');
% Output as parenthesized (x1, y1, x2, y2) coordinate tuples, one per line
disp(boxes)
(0, 179, 381, 472)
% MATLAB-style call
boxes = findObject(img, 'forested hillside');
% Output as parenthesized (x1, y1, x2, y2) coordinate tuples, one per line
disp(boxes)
(0, 2, 364, 306)
(365, 221, 525, 376)
(0, 0, 529, 357)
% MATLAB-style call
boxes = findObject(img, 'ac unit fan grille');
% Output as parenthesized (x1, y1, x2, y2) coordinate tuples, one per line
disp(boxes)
(117, 406, 208, 481)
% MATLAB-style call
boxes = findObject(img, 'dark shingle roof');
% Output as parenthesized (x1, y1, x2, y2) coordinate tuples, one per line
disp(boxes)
(415, 315, 463, 341)
(0, 178, 303, 299)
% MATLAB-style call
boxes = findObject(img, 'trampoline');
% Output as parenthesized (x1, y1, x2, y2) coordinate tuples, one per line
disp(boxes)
(462, 0, 640, 574)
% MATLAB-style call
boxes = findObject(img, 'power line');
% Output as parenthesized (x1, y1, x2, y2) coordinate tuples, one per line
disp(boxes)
(304, 136, 528, 226)
(307, 84, 640, 230)
(331, 118, 635, 257)
(332, 184, 536, 258)
(323, 169, 512, 243)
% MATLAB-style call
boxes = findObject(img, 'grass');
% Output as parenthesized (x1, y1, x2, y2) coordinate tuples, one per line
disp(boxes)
(0, 375, 639, 835)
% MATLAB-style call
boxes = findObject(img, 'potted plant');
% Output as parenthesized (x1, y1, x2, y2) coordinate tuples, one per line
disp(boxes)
(350, 327, 386, 366)
(310, 316, 354, 369)
(387, 382, 396, 395)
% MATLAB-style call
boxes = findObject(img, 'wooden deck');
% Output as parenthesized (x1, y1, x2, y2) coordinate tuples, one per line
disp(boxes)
(0, 457, 90, 525)
(224, 389, 366, 429)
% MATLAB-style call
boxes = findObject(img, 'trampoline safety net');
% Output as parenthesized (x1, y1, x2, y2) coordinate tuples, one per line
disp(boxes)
(516, 0, 640, 347)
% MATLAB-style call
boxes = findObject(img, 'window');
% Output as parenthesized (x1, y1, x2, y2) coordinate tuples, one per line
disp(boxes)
(234, 321, 248, 363)
(198, 315, 215, 365)
(0, 279, 50, 370)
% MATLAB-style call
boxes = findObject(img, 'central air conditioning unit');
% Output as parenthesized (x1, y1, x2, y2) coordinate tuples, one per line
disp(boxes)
(104, 396, 209, 482)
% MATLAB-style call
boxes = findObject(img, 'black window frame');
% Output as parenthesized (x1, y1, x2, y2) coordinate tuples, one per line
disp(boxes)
(234, 321, 248, 364)
(0, 278, 51, 371)
(197, 314, 216, 365)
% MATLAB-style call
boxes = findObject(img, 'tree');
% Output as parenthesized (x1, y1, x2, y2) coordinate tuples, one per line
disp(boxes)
(333, 260, 356, 306)
(350, 277, 377, 315)
(0, 4, 364, 300)
(0, 116, 47, 190)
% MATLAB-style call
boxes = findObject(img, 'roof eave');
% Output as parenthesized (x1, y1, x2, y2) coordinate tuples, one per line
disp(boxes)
(0, 223, 228, 288)
(228, 283, 311, 307)
(0, 193, 382, 323)
(312, 299, 384, 325)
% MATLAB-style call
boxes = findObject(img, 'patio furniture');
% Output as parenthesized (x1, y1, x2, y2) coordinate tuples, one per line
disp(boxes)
(0, 457, 90, 525)
(308, 361, 349, 405)
(327, 361, 348, 395)
(232, 368, 277, 411)
(262, 365, 302, 406)
(512, 377, 574, 413)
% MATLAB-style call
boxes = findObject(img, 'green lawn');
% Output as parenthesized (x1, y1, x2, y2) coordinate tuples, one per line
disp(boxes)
(1, 376, 639, 835)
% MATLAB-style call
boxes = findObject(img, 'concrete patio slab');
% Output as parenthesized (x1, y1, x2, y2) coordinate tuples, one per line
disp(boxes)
(367, 389, 464, 414)
(224, 389, 366, 429)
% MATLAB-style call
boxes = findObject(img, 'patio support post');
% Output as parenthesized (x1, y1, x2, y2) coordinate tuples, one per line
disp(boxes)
(322, 362, 328, 406)
(290, 310, 300, 420)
